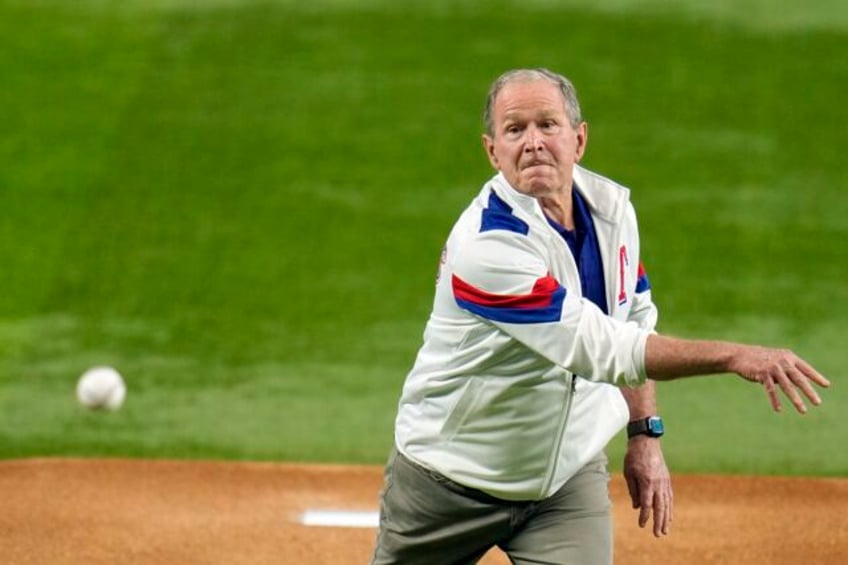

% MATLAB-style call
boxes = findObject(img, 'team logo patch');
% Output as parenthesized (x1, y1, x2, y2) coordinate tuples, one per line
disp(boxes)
(618, 245, 651, 304)
(618, 245, 629, 305)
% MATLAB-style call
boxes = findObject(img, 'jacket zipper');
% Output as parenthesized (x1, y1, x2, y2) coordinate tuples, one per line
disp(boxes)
(540, 371, 577, 497)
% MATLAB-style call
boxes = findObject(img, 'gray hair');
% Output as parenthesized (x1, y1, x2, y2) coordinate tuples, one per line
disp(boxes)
(483, 68, 583, 136)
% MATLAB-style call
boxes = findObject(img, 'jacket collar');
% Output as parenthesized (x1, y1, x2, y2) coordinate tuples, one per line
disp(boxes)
(572, 165, 630, 224)
(488, 166, 630, 226)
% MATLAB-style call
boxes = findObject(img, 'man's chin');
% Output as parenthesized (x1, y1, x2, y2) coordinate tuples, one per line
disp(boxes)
(518, 173, 562, 195)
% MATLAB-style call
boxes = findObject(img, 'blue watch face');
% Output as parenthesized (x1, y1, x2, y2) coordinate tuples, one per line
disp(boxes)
(647, 417, 664, 435)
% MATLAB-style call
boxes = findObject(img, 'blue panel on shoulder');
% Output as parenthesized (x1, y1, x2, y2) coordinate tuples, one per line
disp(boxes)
(480, 191, 529, 235)
(636, 273, 651, 293)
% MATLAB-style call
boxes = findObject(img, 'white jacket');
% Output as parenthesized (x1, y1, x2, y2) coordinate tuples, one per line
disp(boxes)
(394, 165, 658, 501)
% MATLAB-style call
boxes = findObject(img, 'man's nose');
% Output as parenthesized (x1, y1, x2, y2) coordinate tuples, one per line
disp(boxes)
(524, 126, 544, 152)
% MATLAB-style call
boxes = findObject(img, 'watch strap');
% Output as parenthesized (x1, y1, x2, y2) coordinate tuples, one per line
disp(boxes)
(627, 416, 664, 439)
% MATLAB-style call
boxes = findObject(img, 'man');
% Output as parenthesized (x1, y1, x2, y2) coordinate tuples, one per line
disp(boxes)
(371, 68, 829, 565)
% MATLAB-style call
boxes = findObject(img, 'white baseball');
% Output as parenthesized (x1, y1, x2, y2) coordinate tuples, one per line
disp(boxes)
(76, 366, 127, 411)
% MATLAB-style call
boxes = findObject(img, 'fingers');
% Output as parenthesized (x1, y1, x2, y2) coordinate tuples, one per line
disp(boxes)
(626, 474, 640, 509)
(636, 481, 673, 536)
(668, 483, 674, 527)
(786, 366, 821, 408)
(650, 491, 663, 536)
(751, 350, 830, 415)
(797, 357, 831, 388)
(777, 369, 807, 414)
(652, 483, 673, 536)
(638, 487, 651, 528)
(762, 375, 782, 412)
(769, 363, 826, 415)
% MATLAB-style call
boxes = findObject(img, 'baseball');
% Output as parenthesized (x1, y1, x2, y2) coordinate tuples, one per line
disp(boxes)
(76, 366, 126, 411)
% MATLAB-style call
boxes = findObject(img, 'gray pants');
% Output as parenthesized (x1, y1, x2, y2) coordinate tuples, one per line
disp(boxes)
(371, 449, 613, 565)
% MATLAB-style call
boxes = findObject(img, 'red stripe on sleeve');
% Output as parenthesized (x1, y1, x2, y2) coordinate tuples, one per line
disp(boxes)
(451, 273, 560, 309)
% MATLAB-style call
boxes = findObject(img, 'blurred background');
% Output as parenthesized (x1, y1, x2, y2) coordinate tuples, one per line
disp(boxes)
(1, 0, 845, 475)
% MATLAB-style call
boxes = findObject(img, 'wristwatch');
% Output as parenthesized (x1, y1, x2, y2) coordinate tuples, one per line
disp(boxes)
(627, 416, 664, 439)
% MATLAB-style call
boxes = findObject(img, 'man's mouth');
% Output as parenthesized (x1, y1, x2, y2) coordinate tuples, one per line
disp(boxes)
(522, 161, 551, 170)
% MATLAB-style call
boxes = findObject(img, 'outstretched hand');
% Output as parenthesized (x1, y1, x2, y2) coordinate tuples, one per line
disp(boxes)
(623, 436, 672, 537)
(728, 346, 831, 414)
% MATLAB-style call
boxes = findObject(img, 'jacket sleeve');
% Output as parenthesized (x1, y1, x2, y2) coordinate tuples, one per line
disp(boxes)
(451, 230, 649, 387)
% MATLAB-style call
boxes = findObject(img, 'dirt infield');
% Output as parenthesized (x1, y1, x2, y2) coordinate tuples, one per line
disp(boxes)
(1, 458, 846, 564)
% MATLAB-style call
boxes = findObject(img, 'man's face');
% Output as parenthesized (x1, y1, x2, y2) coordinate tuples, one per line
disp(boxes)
(483, 80, 587, 198)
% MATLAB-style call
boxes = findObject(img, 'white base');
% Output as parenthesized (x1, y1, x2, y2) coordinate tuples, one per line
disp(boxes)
(300, 510, 379, 528)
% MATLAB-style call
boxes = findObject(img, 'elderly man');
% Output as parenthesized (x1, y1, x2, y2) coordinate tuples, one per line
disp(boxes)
(371, 68, 828, 565)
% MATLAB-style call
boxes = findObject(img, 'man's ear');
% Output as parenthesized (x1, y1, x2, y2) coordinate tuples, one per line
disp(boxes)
(574, 122, 588, 163)
(482, 134, 499, 170)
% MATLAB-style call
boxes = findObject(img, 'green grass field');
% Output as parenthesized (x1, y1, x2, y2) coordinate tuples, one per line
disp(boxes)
(1, 0, 845, 476)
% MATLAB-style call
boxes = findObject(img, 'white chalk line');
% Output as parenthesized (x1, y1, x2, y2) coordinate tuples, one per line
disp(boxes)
(300, 509, 379, 528)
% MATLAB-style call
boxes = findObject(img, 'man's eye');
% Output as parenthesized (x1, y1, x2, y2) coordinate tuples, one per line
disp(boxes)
(505, 125, 522, 135)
